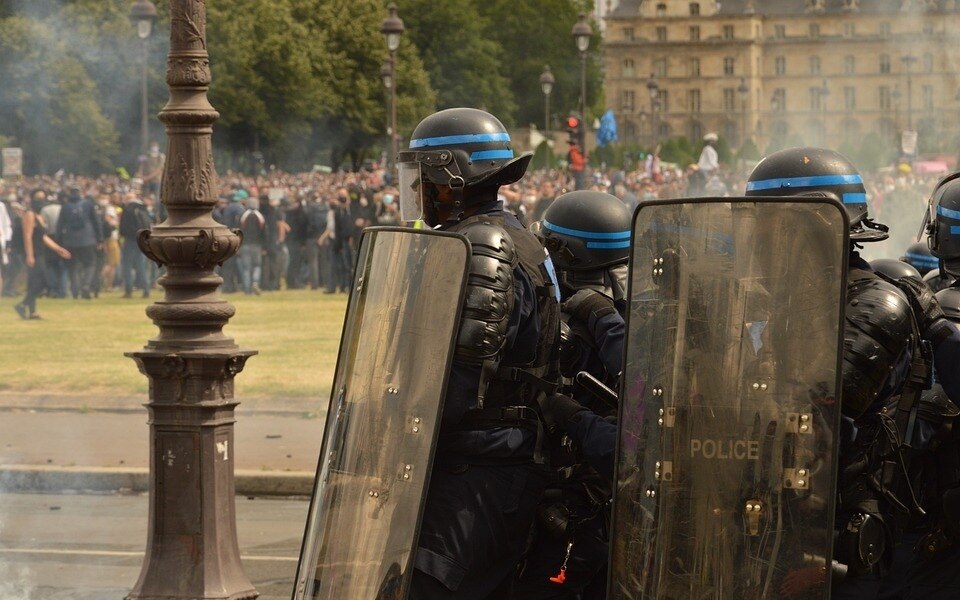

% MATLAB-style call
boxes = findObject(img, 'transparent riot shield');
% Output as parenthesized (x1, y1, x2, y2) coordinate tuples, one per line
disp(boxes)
(610, 198, 849, 600)
(293, 227, 469, 600)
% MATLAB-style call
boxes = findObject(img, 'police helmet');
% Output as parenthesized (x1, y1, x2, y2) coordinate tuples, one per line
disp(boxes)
(746, 147, 888, 242)
(869, 258, 922, 283)
(539, 191, 633, 272)
(925, 172, 960, 278)
(924, 268, 956, 293)
(396, 108, 532, 224)
(902, 241, 938, 276)
(936, 287, 960, 321)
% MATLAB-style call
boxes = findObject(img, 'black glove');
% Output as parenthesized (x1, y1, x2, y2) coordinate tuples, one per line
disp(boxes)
(563, 289, 615, 323)
(539, 393, 586, 433)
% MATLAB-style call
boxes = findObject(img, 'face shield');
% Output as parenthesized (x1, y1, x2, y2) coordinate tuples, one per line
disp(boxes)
(397, 161, 423, 223)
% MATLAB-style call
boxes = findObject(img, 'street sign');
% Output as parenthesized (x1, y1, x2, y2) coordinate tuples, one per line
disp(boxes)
(902, 130, 918, 156)
(2, 148, 23, 177)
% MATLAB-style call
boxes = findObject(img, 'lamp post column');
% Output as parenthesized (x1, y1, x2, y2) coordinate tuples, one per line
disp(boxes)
(125, 1, 257, 598)
(380, 3, 405, 175)
(572, 14, 592, 153)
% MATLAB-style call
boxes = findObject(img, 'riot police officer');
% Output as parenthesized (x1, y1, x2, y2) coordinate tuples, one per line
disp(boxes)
(396, 108, 561, 599)
(745, 147, 935, 598)
(512, 191, 630, 599)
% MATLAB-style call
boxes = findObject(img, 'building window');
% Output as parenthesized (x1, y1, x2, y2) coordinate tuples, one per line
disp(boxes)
(723, 88, 736, 111)
(810, 56, 821, 75)
(656, 3, 667, 17)
(844, 55, 855, 75)
(810, 23, 820, 38)
(657, 90, 669, 114)
(621, 90, 635, 113)
(690, 58, 701, 77)
(879, 86, 892, 111)
(810, 87, 823, 111)
(879, 54, 891, 74)
(689, 2, 700, 15)
(772, 88, 786, 112)
(623, 27, 635, 41)
(656, 26, 667, 42)
(654, 58, 667, 77)
(923, 85, 934, 110)
(723, 57, 735, 76)
(844, 87, 856, 111)
(879, 22, 890, 36)
(923, 53, 934, 73)
(844, 23, 855, 37)
(723, 25, 735, 39)
(774, 24, 786, 39)
(775, 56, 786, 76)
(623, 58, 636, 78)
(689, 89, 701, 112)
(690, 26, 700, 41)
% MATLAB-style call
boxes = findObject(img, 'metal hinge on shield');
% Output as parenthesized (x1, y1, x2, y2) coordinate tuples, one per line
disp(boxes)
(784, 411, 813, 490)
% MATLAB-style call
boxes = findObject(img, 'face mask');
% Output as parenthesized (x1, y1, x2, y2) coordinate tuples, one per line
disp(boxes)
(383, 194, 394, 205)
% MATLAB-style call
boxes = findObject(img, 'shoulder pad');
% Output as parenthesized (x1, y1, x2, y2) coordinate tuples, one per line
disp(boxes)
(936, 287, 960, 322)
(458, 220, 518, 263)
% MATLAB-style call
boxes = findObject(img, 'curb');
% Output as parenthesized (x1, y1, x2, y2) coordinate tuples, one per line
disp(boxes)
(0, 465, 315, 497)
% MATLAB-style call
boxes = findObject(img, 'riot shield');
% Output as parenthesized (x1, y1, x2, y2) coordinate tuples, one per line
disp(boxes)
(293, 227, 469, 600)
(610, 198, 849, 600)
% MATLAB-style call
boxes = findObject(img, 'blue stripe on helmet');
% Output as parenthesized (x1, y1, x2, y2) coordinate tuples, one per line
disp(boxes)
(542, 219, 632, 240)
(470, 149, 514, 161)
(843, 193, 867, 204)
(951, 226, 960, 235)
(938, 205, 960, 220)
(906, 252, 939, 267)
(746, 174, 864, 192)
(409, 132, 511, 148)
(587, 240, 632, 249)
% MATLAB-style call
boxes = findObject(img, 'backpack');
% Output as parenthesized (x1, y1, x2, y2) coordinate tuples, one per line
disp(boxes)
(62, 201, 86, 232)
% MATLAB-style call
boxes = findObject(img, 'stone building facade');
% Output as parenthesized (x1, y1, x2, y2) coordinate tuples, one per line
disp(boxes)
(603, 0, 960, 153)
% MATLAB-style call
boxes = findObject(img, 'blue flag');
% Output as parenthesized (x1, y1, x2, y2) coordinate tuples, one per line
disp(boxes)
(596, 109, 619, 147)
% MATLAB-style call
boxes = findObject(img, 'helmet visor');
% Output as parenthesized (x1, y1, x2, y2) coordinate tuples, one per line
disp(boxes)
(397, 161, 423, 223)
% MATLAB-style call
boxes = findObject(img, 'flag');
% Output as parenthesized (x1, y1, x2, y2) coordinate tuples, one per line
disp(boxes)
(596, 109, 619, 147)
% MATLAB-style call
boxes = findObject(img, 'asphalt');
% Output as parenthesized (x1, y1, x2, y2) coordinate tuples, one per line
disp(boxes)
(0, 393, 327, 497)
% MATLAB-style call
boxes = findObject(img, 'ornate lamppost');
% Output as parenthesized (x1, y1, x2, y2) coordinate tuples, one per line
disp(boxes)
(381, 58, 394, 170)
(540, 65, 555, 136)
(572, 14, 592, 150)
(737, 77, 749, 148)
(125, 1, 257, 598)
(129, 0, 157, 154)
(902, 54, 917, 131)
(380, 3, 405, 175)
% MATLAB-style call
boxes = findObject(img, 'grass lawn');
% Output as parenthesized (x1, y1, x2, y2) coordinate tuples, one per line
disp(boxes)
(0, 289, 347, 400)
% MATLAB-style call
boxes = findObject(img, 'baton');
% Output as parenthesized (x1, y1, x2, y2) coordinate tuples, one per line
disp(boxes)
(574, 371, 619, 409)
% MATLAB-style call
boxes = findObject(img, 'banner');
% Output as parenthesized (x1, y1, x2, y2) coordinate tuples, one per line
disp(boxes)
(2, 148, 23, 177)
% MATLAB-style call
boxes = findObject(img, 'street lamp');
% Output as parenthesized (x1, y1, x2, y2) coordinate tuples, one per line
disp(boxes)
(126, 0, 257, 598)
(820, 79, 830, 145)
(647, 74, 660, 145)
(902, 54, 917, 130)
(381, 59, 394, 169)
(129, 0, 157, 155)
(540, 65, 555, 136)
(381, 3, 405, 175)
(572, 14, 592, 150)
(737, 77, 749, 147)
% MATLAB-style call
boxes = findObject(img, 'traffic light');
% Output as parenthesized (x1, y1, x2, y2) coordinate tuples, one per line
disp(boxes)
(565, 112, 583, 143)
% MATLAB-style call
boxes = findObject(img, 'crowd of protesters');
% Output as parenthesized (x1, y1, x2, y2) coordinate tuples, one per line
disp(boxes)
(0, 149, 944, 317)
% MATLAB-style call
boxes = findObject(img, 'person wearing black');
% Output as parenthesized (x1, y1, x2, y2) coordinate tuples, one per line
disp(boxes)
(284, 195, 308, 290)
(396, 108, 561, 599)
(219, 191, 247, 293)
(56, 186, 103, 299)
(119, 192, 153, 298)
(14, 198, 71, 319)
(259, 193, 284, 291)
(303, 193, 331, 291)
(331, 189, 355, 293)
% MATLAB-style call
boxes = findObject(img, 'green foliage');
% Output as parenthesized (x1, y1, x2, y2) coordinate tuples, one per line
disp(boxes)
(659, 137, 696, 167)
(531, 140, 558, 170)
(0, 15, 118, 173)
(856, 132, 894, 171)
(738, 138, 761, 161)
(396, 0, 513, 119)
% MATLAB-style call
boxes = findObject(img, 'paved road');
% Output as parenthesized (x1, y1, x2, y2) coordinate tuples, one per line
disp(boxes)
(0, 492, 308, 599)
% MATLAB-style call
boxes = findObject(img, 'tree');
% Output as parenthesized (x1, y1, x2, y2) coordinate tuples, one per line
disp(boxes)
(0, 15, 118, 173)
(474, 0, 602, 127)
(396, 0, 513, 120)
